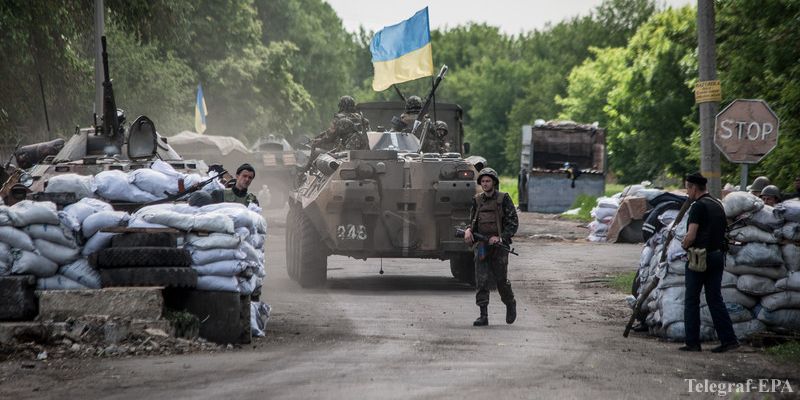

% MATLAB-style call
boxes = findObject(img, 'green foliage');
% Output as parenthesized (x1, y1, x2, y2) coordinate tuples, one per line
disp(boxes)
(609, 271, 637, 293)
(561, 194, 597, 222)
(766, 341, 800, 364)
(498, 175, 519, 205)
(605, 183, 625, 197)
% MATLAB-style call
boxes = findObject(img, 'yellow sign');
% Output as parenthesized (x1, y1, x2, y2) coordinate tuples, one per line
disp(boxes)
(695, 80, 722, 103)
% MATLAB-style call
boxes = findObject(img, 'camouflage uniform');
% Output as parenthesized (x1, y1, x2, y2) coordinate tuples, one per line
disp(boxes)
(468, 169, 518, 310)
(312, 96, 370, 151)
(399, 96, 422, 133)
(419, 120, 450, 153)
(221, 187, 259, 206)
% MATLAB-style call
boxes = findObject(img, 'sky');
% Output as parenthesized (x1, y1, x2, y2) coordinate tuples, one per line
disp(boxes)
(325, 0, 694, 35)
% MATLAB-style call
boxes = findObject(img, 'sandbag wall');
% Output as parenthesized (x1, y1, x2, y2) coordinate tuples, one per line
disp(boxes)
(632, 194, 800, 341)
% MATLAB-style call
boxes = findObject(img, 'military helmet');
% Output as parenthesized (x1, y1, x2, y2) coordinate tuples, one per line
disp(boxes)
(747, 176, 771, 194)
(405, 96, 423, 113)
(334, 117, 356, 134)
(434, 120, 448, 134)
(338, 95, 356, 113)
(760, 185, 781, 199)
(476, 167, 499, 186)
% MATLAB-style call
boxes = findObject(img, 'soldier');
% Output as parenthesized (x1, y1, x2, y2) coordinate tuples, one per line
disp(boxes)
(747, 176, 770, 197)
(419, 120, 450, 153)
(462, 168, 519, 326)
(399, 95, 422, 133)
(759, 185, 781, 206)
(311, 95, 370, 152)
(212, 163, 259, 206)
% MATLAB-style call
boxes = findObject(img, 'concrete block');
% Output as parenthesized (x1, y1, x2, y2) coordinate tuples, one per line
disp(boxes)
(0, 322, 67, 345)
(0, 275, 38, 321)
(164, 289, 250, 344)
(37, 287, 164, 322)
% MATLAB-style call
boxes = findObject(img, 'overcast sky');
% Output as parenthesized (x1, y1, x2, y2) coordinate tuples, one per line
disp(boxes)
(325, 0, 694, 35)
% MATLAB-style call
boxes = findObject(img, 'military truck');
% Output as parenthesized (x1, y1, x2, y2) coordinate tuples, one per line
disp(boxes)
(286, 94, 487, 287)
(250, 135, 302, 208)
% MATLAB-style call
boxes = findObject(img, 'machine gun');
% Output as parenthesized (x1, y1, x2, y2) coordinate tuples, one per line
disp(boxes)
(413, 65, 448, 149)
(455, 228, 518, 256)
(100, 36, 122, 147)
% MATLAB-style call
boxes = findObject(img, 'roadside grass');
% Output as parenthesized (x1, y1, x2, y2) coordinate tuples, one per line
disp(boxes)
(605, 182, 625, 197)
(499, 175, 519, 205)
(608, 271, 636, 293)
(767, 341, 800, 364)
(560, 194, 596, 222)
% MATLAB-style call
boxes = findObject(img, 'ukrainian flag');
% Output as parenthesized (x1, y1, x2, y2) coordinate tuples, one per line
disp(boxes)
(370, 7, 434, 91)
(195, 84, 208, 134)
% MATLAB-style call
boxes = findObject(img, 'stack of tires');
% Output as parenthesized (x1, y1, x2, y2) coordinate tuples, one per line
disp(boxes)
(92, 232, 197, 288)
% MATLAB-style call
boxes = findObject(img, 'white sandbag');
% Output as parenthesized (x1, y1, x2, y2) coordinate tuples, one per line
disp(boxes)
(34, 239, 80, 265)
(190, 248, 246, 265)
(183, 173, 203, 188)
(775, 272, 800, 291)
(716, 287, 757, 309)
(591, 206, 616, 221)
(133, 203, 179, 216)
(663, 322, 717, 342)
(745, 205, 784, 231)
(667, 259, 685, 275)
(196, 275, 239, 292)
(58, 211, 81, 233)
(184, 233, 241, 250)
(63, 198, 113, 224)
(44, 174, 95, 198)
(81, 232, 117, 256)
(58, 258, 101, 289)
(0, 242, 9, 264)
(210, 207, 266, 234)
(11, 249, 58, 277)
(201, 178, 225, 195)
(247, 202, 262, 214)
(736, 274, 780, 296)
(725, 264, 788, 280)
(728, 225, 778, 243)
(722, 191, 764, 218)
(774, 199, 800, 222)
(722, 270, 739, 288)
(596, 197, 620, 209)
(781, 244, 800, 272)
(588, 220, 608, 235)
(37, 274, 89, 290)
(0, 260, 9, 275)
(730, 242, 783, 266)
(638, 188, 665, 201)
(0, 226, 35, 251)
(126, 217, 169, 229)
(247, 233, 266, 250)
(8, 200, 60, 226)
(24, 223, 76, 248)
(94, 170, 159, 203)
(761, 290, 800, 310)
(0, 206, 12, 225)
(150, 159, 183, 179)
(732, 319, 766, 339)
(666, 238, 686, 261)
(639, 245, 654, 269)
(198, 202, 248, 213)
(128, 168, 178, 197)
(250, 301, 271, 337)
(141, 211, 234, 234)
(774, 223, 800, 241)
(192, 260, 252, 277)
(657, 209, 680, 226)
(701, 302, 753, 325)
(82, 211, 130, 238)
(757, 307, 800, 329)
(238, 275, 260, 296)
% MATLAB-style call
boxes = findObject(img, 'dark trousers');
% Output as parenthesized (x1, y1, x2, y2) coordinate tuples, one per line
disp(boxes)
(684, 250, 737, 346)
(475, 246, 515, 307)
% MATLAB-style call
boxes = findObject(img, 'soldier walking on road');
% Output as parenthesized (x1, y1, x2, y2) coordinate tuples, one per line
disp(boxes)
(462, 168, 519, 326)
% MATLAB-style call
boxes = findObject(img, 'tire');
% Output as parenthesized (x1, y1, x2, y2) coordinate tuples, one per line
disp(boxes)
(111, 232, 178, 248)
(96, 247, 191, 268)
(295, 208, 327, 288)
(285, 205, 298, 280)
(449, 252, 476, 286)
(100, 267, 197, 288)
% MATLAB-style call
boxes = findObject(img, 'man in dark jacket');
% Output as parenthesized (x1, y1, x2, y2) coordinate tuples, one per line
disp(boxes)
(462, 168, 519, 326)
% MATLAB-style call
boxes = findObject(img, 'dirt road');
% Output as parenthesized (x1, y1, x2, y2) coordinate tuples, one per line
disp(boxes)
(1, 212, 797, 399)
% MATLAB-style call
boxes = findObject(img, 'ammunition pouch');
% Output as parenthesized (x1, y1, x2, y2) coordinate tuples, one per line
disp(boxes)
(687, 247, 707, 272)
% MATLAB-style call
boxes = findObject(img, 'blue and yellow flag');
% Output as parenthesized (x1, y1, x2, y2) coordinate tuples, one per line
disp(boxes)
(370, 7, 434, 91)
(195, 84, 208, 134)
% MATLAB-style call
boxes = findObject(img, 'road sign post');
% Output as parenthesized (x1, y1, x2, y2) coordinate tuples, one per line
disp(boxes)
(714, 99, 780, 191)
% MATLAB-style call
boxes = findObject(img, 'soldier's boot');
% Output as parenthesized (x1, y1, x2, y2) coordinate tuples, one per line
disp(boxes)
(473, 305, 488, 326)
(506, 300, 517, 324)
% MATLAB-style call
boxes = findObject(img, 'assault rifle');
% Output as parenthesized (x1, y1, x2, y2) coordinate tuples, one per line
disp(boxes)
(455, 228, 519, 256)
(137, 170, 227, 209)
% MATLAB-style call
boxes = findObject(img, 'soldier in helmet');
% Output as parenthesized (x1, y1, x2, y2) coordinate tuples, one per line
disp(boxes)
(311, 95, 370, 152)
(747, 176, 771, 197)
(399, 95, 422, 133)
(760, 185, 781, 206)
(462, 168, 519, 326)
(419, 120, 450, 153)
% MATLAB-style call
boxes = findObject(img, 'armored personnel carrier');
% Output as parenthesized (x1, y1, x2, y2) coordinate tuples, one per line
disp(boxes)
(249, 135, 302, 208)
(286, 94, 487, 287)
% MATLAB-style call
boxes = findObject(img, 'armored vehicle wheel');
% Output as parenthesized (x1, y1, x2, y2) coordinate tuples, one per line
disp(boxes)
(293, 207, 327, 288)
(449, 253, 476, 286)
(94, 247, 192, 268)
(285, 205, 299, 280)
(111, 232, 178, 248)
(100, 267, 197, 288)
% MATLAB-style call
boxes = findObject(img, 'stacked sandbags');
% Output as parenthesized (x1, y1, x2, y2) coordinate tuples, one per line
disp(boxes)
(588, 197, 619, 242)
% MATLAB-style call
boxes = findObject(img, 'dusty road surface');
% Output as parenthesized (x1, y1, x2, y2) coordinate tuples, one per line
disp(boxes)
(1, 211, 798, 399)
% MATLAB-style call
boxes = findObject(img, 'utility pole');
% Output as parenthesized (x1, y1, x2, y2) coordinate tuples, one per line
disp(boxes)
(94, 0, 105, 117)
(697, 0, 721, 197)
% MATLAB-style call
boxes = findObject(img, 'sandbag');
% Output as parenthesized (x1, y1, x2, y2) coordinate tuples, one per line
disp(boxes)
(250, 301, 270, 337)
(0, 260, 9, 275)
(666, 238, 686, 262)
(732, 319, 766, 339)
(736, 274, 780, 296)
(0, 242, 9, 264)
(774, 223, 800, 241)
(127, 217, 169, 229)
(642, 201, 680, 242)
(58, 258, 101, 289)
(596, 197, 620, 209)
(745, 205, 784, 231)
(730, 242, 783, 267)
(663, 322, 717, 342)
(637, 188, 665, 202)
(786, 245, 800, 272)
(757, 307, 800, 329)
(196, 275, 239, 292)
(0, 226, 35, 251)
(94, 170, 159, 203)
(128, 168, 178, 197)
(722, 191, 764, 218)
(58, 211, 81, 233)
(37, 274, 89, 290)
(774, 199, 800, 222)
(722, 270, 739, 288)
(701, 302, 753, 325)
(63, 198, 113, 224)
(34, 239, 80, 265)
(238, 275, 260, 296)
(205, 207, 266, 234)
(639, 245, 654, 269)
(667, 259, 685, 275)
(659, 273, 685, 289)
(10, 249, 58, 277)
(775, 273, 800, 291)
(728, 225, 778, 243)
(141, 211, 234, 234)
(192, 260, 253, 277)
(3, 201, 60, 227)
(184, 233, 241, 250)
(717, 287, 757, 309)
(247, 233, 266, 250)
(725, 264, 788, 280)
(591, 206, 616, 221)
(189, 248, 246, 265)
(81, 232, 117, 256)
(24, 223, 76, 248)
(761, 290, 800, 310)
(44, 174, 95, 198)
(82, 211, 130, 238)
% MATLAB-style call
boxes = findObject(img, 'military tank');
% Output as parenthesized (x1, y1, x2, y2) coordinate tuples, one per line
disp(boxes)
(286, 76, 487, 287)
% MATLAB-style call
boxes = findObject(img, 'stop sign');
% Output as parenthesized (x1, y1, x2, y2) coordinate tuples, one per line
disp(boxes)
(714, 99, 780, 163)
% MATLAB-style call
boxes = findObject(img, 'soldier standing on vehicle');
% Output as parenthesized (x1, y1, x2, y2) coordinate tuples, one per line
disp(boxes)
(398, 95, 422, 133)
(462, 168, 519, 326)
(419, 120, 450, 153)
(311, 95, 370, 152)
(680, 172, 738, 353)
(212, 163, 259, 206)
